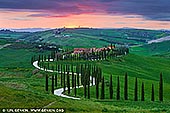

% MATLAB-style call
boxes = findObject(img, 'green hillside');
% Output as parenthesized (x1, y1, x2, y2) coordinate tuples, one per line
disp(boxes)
(1, 29, 170, 112)
(1, 44, 170, 112)
(20, 28, 170, 48)
(131, 40, 170, 56)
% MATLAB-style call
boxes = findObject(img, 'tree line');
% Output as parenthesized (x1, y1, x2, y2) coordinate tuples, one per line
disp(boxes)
(44, 63, 163, 101)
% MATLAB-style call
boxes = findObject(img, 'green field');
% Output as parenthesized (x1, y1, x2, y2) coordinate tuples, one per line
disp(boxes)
(131, 41, 170, 56)
(1, 29, 170, 112)
(20, 28, 170, 48)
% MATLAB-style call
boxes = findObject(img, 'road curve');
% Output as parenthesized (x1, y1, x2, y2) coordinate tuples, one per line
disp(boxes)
(33, 60, 95, 100)
(0, 44, 11, 50)
(148, 36, 170, 44)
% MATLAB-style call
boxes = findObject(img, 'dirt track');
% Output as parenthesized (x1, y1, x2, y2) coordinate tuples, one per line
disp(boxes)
(0, 44, 11, 49)
(148, 36, 170, 44)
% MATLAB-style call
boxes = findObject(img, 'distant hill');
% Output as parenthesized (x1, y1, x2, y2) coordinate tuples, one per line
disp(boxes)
(10, 28, 51, 32)
(19, 28, 170, 48)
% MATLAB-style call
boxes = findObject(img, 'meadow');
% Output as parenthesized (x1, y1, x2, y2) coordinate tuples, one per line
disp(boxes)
(0, 29, 170, 112)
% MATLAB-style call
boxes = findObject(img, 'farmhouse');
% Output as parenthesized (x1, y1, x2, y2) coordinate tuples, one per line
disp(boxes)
(74, 48, 90, 54)
(73, 45, 115, 54)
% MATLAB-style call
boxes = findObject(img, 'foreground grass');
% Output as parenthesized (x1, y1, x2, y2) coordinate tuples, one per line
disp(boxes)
(1, 69, 170, 112)
(1, 46, 170, 112)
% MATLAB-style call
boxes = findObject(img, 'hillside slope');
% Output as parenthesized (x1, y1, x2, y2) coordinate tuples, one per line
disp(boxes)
(20, 28, 170, 48)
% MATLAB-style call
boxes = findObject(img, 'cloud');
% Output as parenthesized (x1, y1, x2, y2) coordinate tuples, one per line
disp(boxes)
(0, 0, 170, 21)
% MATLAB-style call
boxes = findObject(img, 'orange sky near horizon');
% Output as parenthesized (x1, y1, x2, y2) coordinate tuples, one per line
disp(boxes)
(0, 11, 170, 29)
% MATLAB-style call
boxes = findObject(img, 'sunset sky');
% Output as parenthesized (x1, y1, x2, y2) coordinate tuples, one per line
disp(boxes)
(0, 0, 170, 29)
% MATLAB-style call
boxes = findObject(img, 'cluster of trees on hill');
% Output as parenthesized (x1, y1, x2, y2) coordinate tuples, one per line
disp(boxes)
(31, 44, 163, 102)
(31, 44, 129, 63)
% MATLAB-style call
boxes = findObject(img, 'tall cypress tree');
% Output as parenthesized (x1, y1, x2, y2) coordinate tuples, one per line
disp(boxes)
(47, 62, 49, 70)
(151, 84, 154, 101)
(77, 65, 80, 88)
(51, 75, 54, 94)
(80, 65, 83, 85)
(60, 64, 63, 86)
(124, 72, 128, 100)
(101, 76, 105, 99)
(87, 68, 90, 99)
(67, 71, 70, 94)
(159, 73, 163, 101)
(63, 66, 66, 92)
(74, 74, 77, 96)
(96, 76, 99, 99)
(91, 66, 94, 86)
(84, 71, 87, 98)
(134, 77, 138, 101)
(45, 74, 48, 91)
(55, 73, 57, 87)
(109, 75, 113, 99)
(31, 56, 34, 64)
(141, 82, 144, 101)
(117, 76, 120, 100)
(72, 65, 74, 88)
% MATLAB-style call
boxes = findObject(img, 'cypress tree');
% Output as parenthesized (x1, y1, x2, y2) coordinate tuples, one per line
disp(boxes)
(72, 65, 74, 88)
(60, 64, 63, 87)
(84, 71, 87, 98)
(55, 63, 57, 71)
(80, 65, 83, 85)
(109, 75, 113, 99)
(48, 55, 50, 61)
(96, 76, 99, 99)
(141, 82, 144, 101)
(151, 84, 154, 101)
(91, 66, 94, 86)
(74, 74, 77, 96)
(67, 71, 70, 94)
(44, 55, 46, 61)
(38, 55, 41, 62)
(51, 75, 54, 94)
(41, 55, 44, 62)
(57, 64, 60, 72)
(77, 65, 80, 87)
(47, 62, 49, 69)
(63, 66, 66, 92)
(101, 76, 105, 99)
(117, 76, 120, 100)
(31, 56, 34, 64)
(55, 73, 57, 87)
(159, 73, 163, 101)
(45, 74, 48, 91)
(124, 72, 128, 100)
(87, 69, 90, 99)
(134, 77, 138, 101)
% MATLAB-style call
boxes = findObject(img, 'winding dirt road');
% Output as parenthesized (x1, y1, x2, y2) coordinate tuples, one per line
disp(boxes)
(148, 36, 170, 44)
(0, 44, 11, 49)
(33, 60, 95, 100)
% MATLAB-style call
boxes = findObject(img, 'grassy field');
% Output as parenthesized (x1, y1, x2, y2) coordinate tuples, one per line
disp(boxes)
(20, 28, 170, 48)
(1, 47, 170, 112)
(1, 29, 170, 112)
(0, 32, 28, 39)
(131, 40, 170, 56)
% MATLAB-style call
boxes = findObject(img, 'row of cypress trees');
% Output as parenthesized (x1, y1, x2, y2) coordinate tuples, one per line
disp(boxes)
(108, 73, 163, 101)
(45, 67, 163, 102)
(36, 54, 163, 101)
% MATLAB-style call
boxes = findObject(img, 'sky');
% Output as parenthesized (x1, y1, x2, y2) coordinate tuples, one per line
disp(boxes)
(0, 0, 170, 29)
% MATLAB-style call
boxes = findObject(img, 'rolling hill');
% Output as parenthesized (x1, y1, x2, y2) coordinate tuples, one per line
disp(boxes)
(18, 28, 170, 48)
(1, 28, 170, 112)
